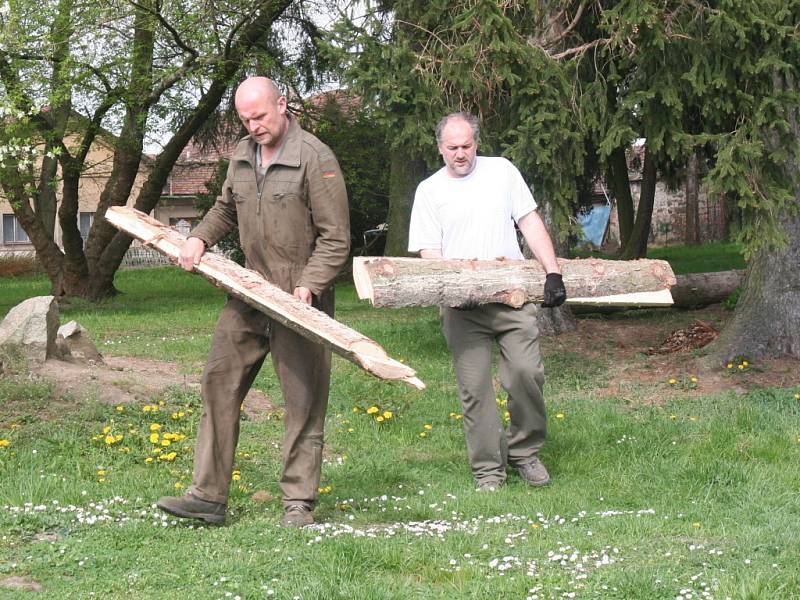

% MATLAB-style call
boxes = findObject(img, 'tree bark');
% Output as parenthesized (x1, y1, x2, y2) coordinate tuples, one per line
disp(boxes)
(621, 146, 657, 259)
(671, 270, 744, 307)
(384, 148, 427, 257)
(353, 256, 676, 308)
(702, 72, 800, 363)
(105, 207, 424, 389)
(607, 145, 634, 248)
(684, 150, 701, 244)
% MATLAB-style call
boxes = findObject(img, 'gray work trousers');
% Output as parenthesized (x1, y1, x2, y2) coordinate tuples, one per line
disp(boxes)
(441, 302, 546, 485)
(190, 295, 332, 510)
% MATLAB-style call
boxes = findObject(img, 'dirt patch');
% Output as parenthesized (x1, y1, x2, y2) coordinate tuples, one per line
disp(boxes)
(35, 355, 278, 420)
(0, 576, 42, 592)
(541, 305, 800, 403)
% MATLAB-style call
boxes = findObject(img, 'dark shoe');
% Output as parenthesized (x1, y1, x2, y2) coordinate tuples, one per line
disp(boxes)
(516, 456, 550, 487)
(281, 504, 314, 528)
(156, 492, 226, 525)
(475, 480, 504, 492)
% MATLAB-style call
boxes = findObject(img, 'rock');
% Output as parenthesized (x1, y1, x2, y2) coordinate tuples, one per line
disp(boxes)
(57, 320, 104, 365)
(0, 295, 59, 366)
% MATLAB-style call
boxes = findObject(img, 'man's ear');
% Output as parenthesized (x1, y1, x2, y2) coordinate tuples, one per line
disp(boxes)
(277, 95, 287, 114)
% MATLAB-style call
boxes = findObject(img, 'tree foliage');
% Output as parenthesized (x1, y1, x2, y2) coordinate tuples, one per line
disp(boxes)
(0, 0, 324, 300)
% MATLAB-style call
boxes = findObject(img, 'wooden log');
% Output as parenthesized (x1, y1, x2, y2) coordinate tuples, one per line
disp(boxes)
(352, 256, 676, 308)
(105, 207, 424, 390)
(671, 270, 745, 307)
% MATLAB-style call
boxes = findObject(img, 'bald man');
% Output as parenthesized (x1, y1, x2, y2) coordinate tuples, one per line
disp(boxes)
(157, 77, 350, 527)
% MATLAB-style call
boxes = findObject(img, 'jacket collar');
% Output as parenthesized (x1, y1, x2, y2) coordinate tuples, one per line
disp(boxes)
(230, 116, 302, 169)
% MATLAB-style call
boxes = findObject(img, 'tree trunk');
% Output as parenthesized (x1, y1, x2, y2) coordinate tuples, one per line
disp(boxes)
(702, 72, 800, 363)
(684, 150, 701, 244)
(607, 145, 634, 248)
(384, 147, 427, 256)
(106, 207, 424, 389)
(702, 212, 800, 363)
(353, 256, 676, 308)
(621, 147, 657, 259)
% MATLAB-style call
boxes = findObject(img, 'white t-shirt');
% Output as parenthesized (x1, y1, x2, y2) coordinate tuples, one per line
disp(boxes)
(408, 156, 537, 259)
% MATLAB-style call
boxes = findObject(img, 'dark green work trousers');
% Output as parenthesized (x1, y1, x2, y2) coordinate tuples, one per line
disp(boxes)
(190, 295, 333, 510)
(442, 302, 546, 485)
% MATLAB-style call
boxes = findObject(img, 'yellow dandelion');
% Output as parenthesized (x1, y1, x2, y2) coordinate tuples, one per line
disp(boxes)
(152, 448, 162, 454)
(149, 433, 160, 444)
(668, 378, 677, 385)
(161, 439, 172, 447)
(232, 471, 241, 481)
(114, 434, 123, 442)
(670, 415, 677, 420)
(352, 407, 361, 413)
(98, 478, 106, 483)
(104, 435, 115, 445)
(347, 428, 354, 433)
(424, 424, 433, 430)
(102, 425, 112, 434)
(556, 413, 565, 419)
(419, 432, 428, 438)
(690, 376, 698, 383)
(149, 423, 162, 431)
(158, 400, 165, 407)
(692, 522, 701, 528)
(366, 406, 379, 415)
(383, 411, 393, 419)
(97, 469, 106, 476)
(120, 447, 131, 454)
(742, 360, 749, 367)
(115, 406, 124, 412)
(375, 415, 385, 423)
(531, 523, 540, 529)
(794, 393, 800, 400)
(174, 482, 184, 490)
(726, 363, 733, 369)
(143, 405, 153, 412)
(145, 457, 154, 464)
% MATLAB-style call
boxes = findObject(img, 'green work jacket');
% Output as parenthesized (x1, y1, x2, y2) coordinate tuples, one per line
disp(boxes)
(192, 118, 350, 296)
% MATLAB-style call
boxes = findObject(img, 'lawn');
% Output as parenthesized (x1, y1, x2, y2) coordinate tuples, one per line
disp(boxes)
(1, 263, 799, 599)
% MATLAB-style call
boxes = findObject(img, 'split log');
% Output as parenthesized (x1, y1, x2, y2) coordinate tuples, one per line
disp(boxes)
(353, 256, 676, 308)
(105, 207, 424, 390)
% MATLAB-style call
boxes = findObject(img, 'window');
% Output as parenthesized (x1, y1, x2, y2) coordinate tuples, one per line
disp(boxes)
(79, 212, 94, 241)
(2, 214, 30, 244)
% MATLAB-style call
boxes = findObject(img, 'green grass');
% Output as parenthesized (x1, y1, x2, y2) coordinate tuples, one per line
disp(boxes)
(574, 241, 746, 275)
(1, 268, 798, 599)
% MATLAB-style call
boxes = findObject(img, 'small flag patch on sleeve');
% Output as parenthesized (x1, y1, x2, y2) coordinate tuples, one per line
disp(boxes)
(322, 170, 337, 178)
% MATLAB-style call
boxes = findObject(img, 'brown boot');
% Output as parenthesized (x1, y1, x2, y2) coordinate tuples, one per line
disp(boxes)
(156, 492, 226, 525)
(281, 505, 314, 528)
(515, 456, 551, 487)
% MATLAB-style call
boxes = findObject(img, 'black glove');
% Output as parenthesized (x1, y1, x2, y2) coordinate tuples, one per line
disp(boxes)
(454, 298, 481, 311)
(542, 273, 567, 308)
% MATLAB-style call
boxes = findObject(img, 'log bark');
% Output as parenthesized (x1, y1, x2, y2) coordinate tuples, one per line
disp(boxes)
(353, 256, 676, 308)
(105, 207, 424, 390)
(671, 270, 744, 307)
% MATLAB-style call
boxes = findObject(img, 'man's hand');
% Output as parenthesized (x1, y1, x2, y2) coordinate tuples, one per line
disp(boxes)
(294, 286, 313, 305)
(179, 237, 206, 272)
(542, 273, 567, 308)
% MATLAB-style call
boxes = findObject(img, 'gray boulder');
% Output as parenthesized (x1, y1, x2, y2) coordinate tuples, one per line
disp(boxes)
(56, 320, 104, 364)
(0, 296, 59, 366)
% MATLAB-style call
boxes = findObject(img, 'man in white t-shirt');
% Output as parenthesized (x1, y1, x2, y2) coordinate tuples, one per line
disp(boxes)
(408, 112, 567, 491)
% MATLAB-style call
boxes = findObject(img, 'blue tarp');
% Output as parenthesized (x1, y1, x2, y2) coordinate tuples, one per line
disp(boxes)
(577, 203, 611, 246)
